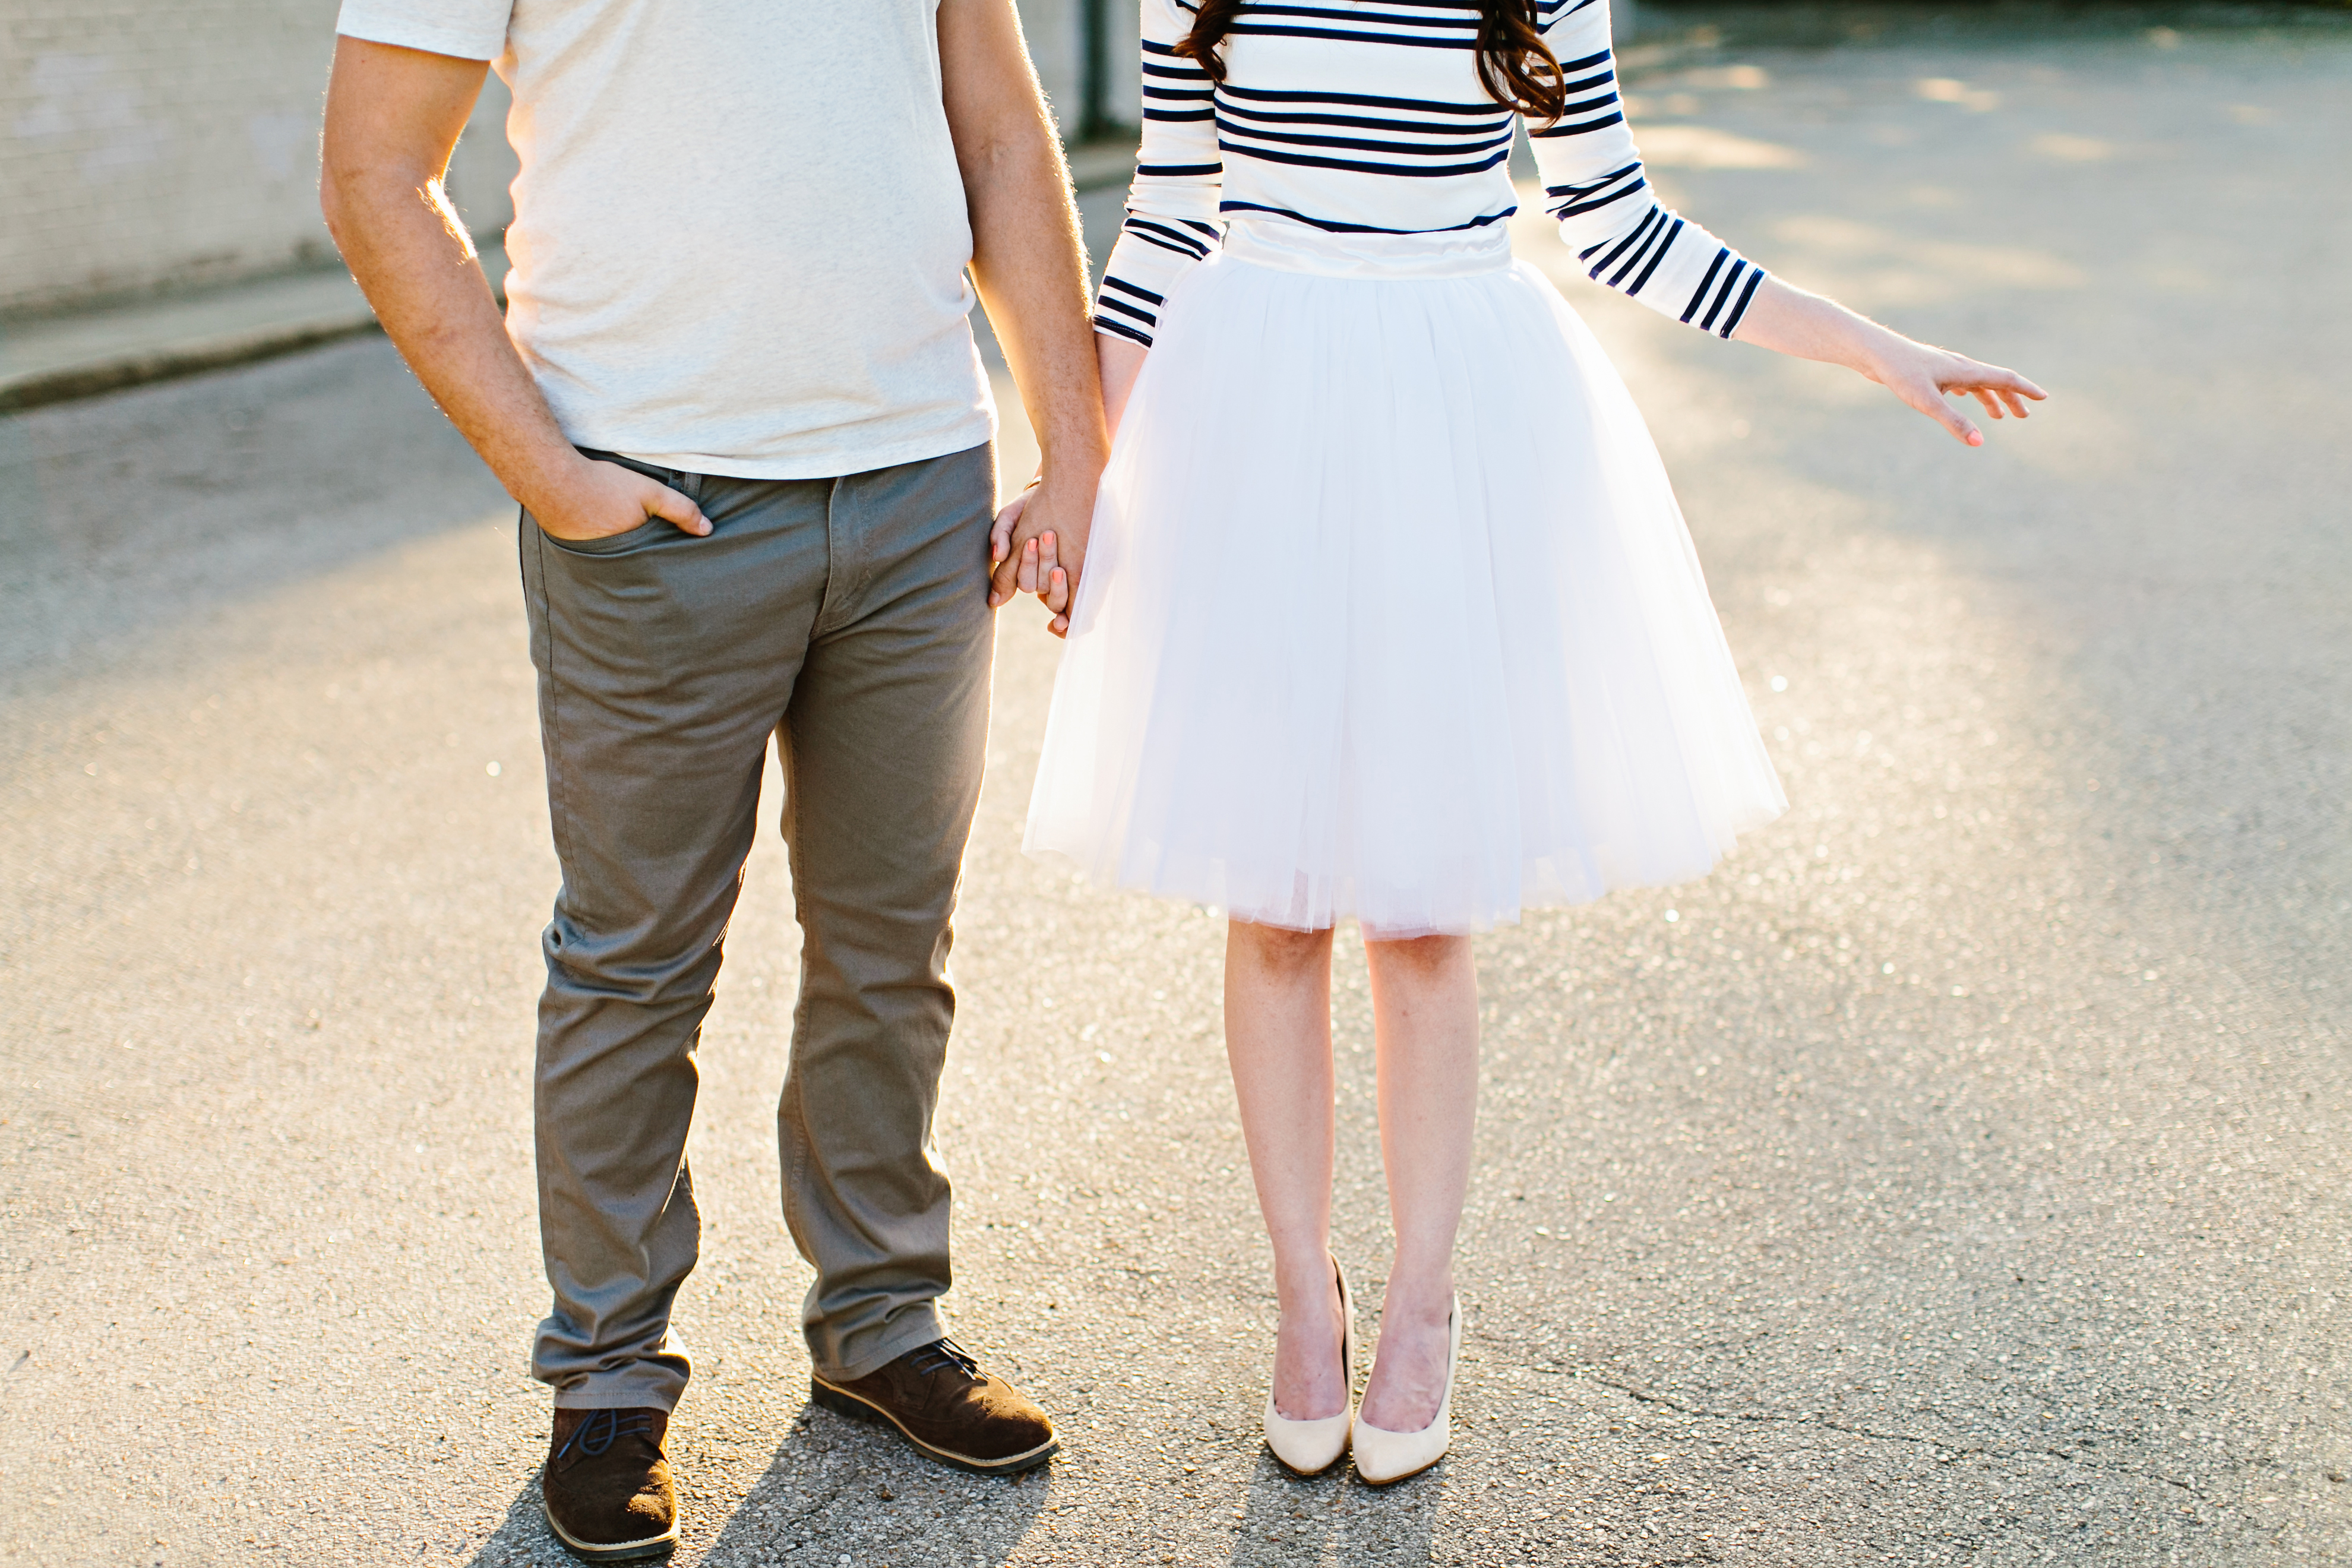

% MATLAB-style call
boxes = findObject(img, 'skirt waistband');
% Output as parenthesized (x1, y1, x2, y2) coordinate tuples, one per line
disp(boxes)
(1219, 213, 1514, 280)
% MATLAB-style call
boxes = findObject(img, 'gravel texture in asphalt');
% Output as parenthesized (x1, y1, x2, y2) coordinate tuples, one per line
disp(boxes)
(2, 10, 2347, 1566)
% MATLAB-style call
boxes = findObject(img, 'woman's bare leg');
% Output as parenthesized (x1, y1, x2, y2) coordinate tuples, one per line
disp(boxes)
(1225, 918, 1346, 1421)
(1357, 932, 1480, 1432)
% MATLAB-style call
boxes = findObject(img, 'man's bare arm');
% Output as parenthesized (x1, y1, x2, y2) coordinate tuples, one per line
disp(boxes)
(320, 37, 706, 541)
(937, 0, 1109, 629)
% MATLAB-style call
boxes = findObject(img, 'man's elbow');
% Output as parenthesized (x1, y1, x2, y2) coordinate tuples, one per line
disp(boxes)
(952, 93, 1060, 180)
(318, 163, 348, 243)
(318, 149, 402, 257)
(318, 133, 369, 249)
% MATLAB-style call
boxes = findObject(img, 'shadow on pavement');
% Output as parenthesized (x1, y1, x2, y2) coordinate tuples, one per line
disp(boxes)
(1228, 1452, 1440, 1564)
(693, 1397, 1048, 1567)
(459, 1395, 1051, 1567)
(462, 1473, 558, 1568)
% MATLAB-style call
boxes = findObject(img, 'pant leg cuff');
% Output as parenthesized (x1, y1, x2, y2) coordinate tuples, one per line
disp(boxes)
(550, 1370, 686, 1413)
(816, 1303, 947, 1385)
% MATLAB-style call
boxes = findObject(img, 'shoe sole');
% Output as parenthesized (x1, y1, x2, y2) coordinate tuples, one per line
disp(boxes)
(1355, 1452, 1445, 1488)
(542, 1501, 678, 1563)
(808, 1378, 1060, 1475)
(1269, 1445, 1349, 1478)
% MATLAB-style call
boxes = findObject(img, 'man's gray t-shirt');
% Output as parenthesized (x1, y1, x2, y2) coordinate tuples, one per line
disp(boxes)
(335, 0, 996, 479)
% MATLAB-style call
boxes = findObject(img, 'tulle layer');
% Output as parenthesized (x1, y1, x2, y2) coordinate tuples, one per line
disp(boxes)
(1023, 240, 1786, 936)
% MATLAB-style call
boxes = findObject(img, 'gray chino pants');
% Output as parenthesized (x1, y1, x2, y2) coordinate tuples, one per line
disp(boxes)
(520, 441, 996, 1411)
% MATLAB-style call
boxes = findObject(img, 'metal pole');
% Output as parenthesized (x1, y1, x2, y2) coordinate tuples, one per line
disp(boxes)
(1079, 0, 1111, 140)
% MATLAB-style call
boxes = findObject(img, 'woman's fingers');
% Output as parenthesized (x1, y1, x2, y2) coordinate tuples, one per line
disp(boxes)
(1902, 372, 1982, 445)
(1878, 343, 2044, 446)
(1036, 528, 1071, 635)
(1997, 367, 2049, 402)
(1949, 363, 2043, 424)
(1036, 531, 1060, 605)
(1950, 360, 2047, 410)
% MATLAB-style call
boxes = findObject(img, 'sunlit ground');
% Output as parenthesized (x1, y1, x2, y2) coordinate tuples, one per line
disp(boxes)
(1, 7, 2346, 1566)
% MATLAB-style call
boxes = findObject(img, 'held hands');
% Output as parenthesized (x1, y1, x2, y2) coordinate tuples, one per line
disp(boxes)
(526, 455, 711, 543)
(988, 467, 1094, 638)
(985, 336, 1132, 636)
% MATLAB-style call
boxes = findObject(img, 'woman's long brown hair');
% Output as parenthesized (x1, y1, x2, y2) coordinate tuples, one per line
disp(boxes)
(1174, 0, 1569, 122)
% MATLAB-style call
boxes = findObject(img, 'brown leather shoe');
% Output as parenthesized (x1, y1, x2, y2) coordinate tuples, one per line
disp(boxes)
(811, 1339, 1058, 1474)
(541, 1407, 679, 1561)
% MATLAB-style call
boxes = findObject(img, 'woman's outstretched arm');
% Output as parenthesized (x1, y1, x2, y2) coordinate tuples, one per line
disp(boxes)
(1525, 0, 2045, 442)
(1730, 277, 2046, 445)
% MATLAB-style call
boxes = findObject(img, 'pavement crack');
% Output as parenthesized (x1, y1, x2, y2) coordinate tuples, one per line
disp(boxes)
(1585, 1376, 2207, 1499)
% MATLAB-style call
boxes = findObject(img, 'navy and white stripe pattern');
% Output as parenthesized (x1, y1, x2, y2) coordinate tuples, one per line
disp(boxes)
(1528, 11, 1766, 335)
(1095, 0, 1766, 346)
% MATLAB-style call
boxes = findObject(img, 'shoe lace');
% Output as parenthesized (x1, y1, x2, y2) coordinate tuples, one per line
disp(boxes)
(906, 1338, 984, 1383)
(555, 1408, 656, 1461)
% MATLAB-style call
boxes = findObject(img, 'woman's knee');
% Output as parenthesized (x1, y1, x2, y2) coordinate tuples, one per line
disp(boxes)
(1363, 931, 1471, 981)
(1228, 918, 1333, 972)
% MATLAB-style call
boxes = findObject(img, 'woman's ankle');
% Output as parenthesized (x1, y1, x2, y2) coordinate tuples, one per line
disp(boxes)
(1270, 1248, 1341, 1316)
(1380, 1264, 1456, 1326)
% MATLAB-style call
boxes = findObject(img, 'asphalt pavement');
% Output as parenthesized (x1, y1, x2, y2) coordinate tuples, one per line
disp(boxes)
(2, 10, 2347, 1566)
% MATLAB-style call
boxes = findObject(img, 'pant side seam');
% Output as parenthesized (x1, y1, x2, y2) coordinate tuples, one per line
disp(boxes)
(529, 519, 586, 883)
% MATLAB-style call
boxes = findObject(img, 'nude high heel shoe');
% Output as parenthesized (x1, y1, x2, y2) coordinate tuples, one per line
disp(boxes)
(1351, 1294, 1460, 1485)
(1263, 1257, 1355, 1475)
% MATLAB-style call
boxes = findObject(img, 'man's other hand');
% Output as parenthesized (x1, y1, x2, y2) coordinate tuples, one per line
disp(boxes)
(528, 457, 712, 543)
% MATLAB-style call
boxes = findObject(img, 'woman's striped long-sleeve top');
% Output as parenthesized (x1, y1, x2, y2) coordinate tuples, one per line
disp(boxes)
(1093, 0, 1767, 348)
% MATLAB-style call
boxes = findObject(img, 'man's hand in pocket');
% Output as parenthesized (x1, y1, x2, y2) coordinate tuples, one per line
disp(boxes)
(528, 456, 712, 543)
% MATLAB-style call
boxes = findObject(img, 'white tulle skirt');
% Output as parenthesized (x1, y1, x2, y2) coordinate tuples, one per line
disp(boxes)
(1023, 215, 1785, 937)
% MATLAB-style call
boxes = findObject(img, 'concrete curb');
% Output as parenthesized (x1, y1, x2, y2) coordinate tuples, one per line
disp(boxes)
(0, 314, 381, 414)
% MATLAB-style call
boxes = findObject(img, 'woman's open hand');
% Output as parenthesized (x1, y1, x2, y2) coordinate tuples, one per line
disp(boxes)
(1730, 274, 2046, 446)
(1859, 336, 2047, 447)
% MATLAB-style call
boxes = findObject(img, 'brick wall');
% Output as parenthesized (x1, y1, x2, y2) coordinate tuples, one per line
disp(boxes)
(1, 1, 1126, 320)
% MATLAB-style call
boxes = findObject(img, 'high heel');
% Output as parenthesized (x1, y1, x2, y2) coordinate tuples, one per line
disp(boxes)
(1351, 1294, 1460, 1485)
(1263, 1256, 1355, 1475)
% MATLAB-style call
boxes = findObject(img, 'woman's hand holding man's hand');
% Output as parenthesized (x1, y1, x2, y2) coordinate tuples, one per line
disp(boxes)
(990, 468, 1090, 638)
